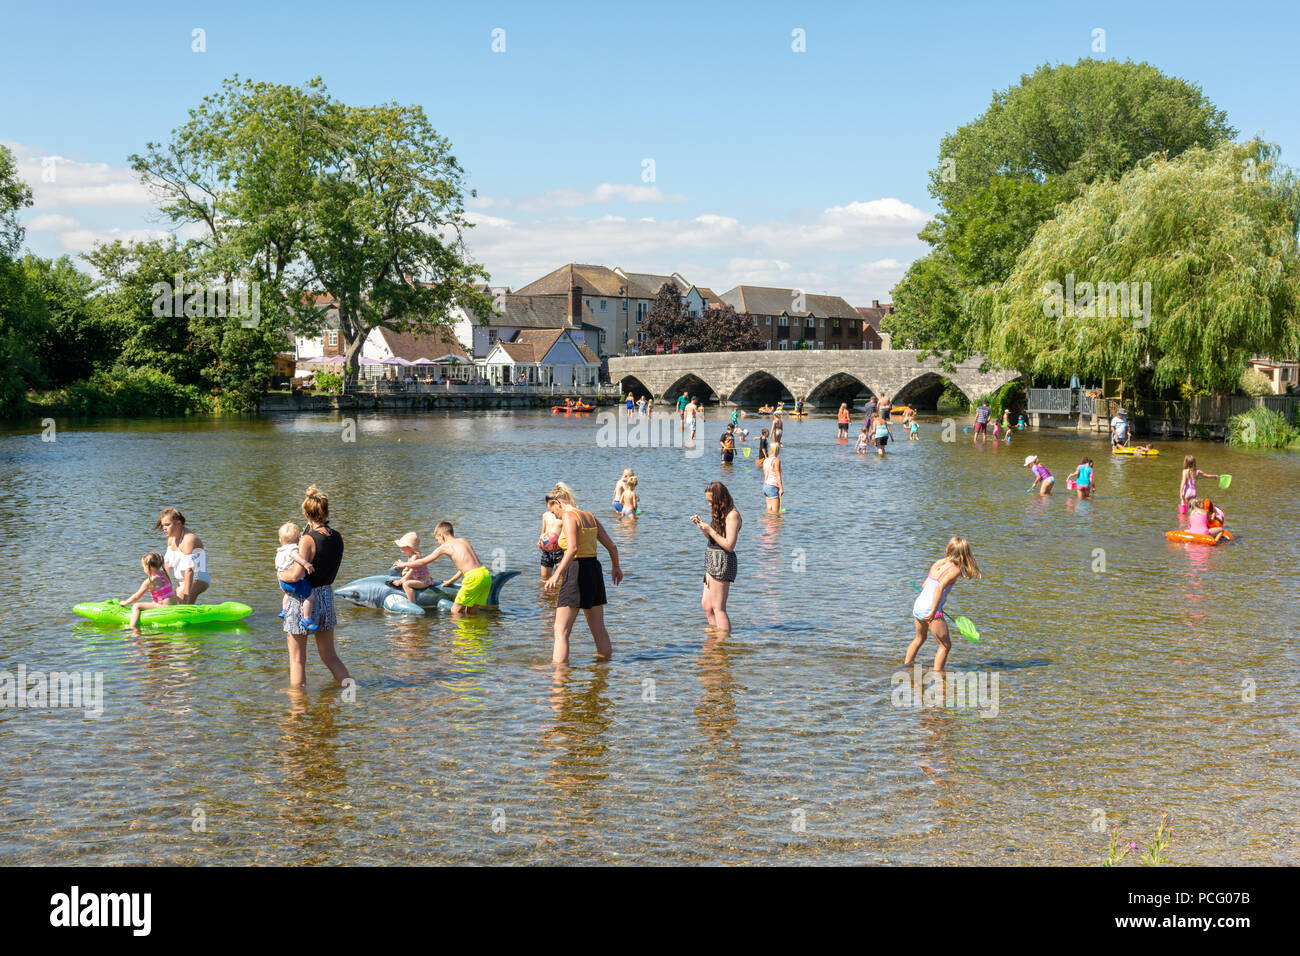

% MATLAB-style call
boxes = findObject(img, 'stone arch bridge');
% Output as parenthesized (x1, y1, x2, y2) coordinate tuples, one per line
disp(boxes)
(609, 350, 1019, 408)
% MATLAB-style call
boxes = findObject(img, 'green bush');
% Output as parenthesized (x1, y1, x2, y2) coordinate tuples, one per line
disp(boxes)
(40, 366, 209, 417)
(1240, 367, 1274, 397)
(313, 370, 343, 394)
(1226, 407, 1300, 449)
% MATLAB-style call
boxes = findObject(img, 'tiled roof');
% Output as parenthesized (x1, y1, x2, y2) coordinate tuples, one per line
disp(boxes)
(515, 263, 655, 298)
(696, 287, 723, 308)
(720, 285, 860, 320)
(375, 325, 469, 362)
(489, 329, 601, 365)
(621, 271, 685, 297)
(477, 294, 596, 328)
(854, 304, 894, 329)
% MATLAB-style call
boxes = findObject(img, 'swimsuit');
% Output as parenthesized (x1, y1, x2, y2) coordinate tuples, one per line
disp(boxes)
(1033, 464, 1053, 483)
(1189, 511, 1210, 535)
(762, 458, 781, 497)
(148, 574, 174, 603)
(454, 566, 492, 607)
(1077, 464, 1093, 488)
(1182, 474, 1197, 500)
(165, 544, 211, 586)
(912, 562, 954, 621)
(556, 510, 606, 609)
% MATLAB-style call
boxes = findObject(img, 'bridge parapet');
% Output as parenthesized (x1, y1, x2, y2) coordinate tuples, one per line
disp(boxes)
(609, 351, 1017, 407)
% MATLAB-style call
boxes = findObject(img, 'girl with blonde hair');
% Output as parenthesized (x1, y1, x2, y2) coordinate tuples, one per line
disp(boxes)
(542, 482, 623, 663)
(905, 537, 981, 673)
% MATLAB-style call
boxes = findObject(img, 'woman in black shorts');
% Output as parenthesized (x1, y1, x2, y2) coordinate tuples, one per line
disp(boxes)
(542, 482, 623, 663)
(693, 481, 740, 632)
(284, 485, 351, 687)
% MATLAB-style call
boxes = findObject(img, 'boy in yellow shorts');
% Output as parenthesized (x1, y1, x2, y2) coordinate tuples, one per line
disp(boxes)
(417, 521, 490, 616)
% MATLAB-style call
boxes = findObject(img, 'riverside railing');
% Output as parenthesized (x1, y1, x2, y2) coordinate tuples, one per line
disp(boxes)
(343, 380, 623, 398)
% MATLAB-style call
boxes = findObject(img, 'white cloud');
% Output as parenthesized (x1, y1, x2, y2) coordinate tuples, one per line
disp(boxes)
(472, 183, 690, 213)
(3, 141, 154, 210)
(25, 213, 80, 232)
(58, 226, 171, 251)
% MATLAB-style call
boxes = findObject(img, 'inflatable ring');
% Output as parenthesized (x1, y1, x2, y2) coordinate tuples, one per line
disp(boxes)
(1165, 530, 1226, 546)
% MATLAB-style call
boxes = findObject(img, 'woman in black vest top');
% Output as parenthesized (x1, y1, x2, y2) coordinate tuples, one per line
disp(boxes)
(284, 485, 351, 687)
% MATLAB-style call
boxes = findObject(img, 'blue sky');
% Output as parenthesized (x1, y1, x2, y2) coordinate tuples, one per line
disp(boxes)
(2, 0, 1297, 303)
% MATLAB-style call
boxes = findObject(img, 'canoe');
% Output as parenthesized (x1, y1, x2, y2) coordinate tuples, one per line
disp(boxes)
(552, 404, 594, 413)
(73, 600, 253, 627)
(1113, 446, 1158, 456)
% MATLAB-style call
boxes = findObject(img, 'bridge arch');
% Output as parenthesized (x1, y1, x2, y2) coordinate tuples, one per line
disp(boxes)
(892, 372, 974, 410)
(618, 374, 654, 398)
(728, 370, 794, 407)
(665, 372, 719, 404)
(807, 372, 875, 408)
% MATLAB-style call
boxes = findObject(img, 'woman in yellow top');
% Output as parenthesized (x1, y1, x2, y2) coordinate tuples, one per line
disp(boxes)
(542, 482, 623, 664)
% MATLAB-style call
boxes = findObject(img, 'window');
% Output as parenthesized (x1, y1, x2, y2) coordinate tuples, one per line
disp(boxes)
(832, 319, 840, 330)
(327, 331, 338, 346)
(850, 320, 859, 333)
(816, 341, 824, 350)
(806, 317, 814, 328)
(778, 340, 789, 350)
(779, 315, 789, 327)
(622, 300, 628, 312)
(600, 299, 607, 311)
(765, 316, 771, 325)
(488, 329, 498, 345)
(819, 318, 824, 328)
(832, 343, 840, 350)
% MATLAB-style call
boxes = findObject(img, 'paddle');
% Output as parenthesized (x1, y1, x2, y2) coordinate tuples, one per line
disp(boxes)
(911, 583, 980, 642)
(1219, 474, 1232, 489)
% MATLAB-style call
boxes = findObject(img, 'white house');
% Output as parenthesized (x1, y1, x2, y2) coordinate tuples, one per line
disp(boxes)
(452, 292, 605, 359)
(481, 328, 601, 387)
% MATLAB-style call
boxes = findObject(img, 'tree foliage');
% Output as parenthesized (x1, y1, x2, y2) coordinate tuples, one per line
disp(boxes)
(641, 283, 765, 352)
(889, 59, 1237, 363)
(129, 75, 490, 380)
(971, 141, 1300, 393)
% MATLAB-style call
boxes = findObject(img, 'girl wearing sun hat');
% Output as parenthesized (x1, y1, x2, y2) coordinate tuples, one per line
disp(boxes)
(390, 531, 433, 602)
(1024, 454, 1055, 495)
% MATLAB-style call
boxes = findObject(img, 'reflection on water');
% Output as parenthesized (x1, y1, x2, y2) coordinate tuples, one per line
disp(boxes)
(0, 410, 1297, 864)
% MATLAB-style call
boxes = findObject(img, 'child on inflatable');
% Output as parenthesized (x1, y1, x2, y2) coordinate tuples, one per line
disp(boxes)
(122, 551, 179, 628)
(1188, 500, 1226, 543)
(396, 522, 491, 617)
(389, 532, 434, 603)
(276, 523, 317, 630)
(1024, 455, 1055, 495)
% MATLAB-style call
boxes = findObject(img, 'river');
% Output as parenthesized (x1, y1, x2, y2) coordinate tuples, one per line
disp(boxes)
(0, 409, 1296, 864)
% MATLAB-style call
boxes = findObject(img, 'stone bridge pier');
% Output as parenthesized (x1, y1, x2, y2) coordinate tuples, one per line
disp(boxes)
(609, 350, 1019, 408)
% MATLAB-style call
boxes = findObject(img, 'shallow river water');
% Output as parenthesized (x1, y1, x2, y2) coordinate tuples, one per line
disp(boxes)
(0, 408, 1296, 864)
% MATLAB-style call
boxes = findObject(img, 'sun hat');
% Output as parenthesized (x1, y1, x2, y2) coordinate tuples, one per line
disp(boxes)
(1023, 455, 1038, 466)
(394, 532, 420, 549)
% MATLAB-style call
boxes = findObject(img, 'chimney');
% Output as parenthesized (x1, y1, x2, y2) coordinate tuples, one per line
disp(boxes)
(872, 299, 880, 309)
(568, 264, 582, 327)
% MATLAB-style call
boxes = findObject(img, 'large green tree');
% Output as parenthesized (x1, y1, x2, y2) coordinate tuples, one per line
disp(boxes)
(888, 59, 1236, 361)
(0, 144, 39, 415)
(129, 75, 491, 380)
(971, 140, 1300, 392)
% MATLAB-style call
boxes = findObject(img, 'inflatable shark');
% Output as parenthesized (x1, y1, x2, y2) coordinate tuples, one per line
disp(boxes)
(334, 568, 519, 615)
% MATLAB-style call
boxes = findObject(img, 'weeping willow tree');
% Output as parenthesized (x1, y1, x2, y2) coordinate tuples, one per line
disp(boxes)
(971, 140, 1300, 393)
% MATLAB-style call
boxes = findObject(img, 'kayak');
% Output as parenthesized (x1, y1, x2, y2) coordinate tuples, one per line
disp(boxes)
(889, 406, 915, 417)
(1165, 530, 1232, 546)
(552, 404, 594, 413)
(73, 599, 253, 628)
(1114, 446, 1158, 456)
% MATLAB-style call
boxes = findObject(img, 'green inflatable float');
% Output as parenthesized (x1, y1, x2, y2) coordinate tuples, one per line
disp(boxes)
(73, 599, 253, 628)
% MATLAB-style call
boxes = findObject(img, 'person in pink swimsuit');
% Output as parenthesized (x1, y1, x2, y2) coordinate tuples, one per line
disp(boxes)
(121, 551, 178, 628)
